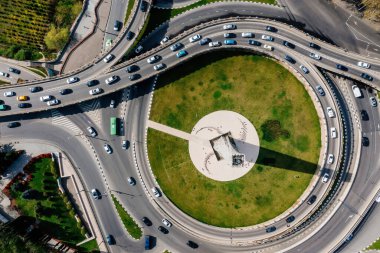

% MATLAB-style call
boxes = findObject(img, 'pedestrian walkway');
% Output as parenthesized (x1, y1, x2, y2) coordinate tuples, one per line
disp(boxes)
(51, 109, 82, 134)
(80, 99, 102, 125)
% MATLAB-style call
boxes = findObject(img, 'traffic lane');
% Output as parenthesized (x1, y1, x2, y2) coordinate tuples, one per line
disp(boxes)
(0, 63, 41, 83)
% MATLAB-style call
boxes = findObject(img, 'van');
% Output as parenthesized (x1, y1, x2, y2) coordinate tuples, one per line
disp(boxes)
(151, 187, 161, 197)
(145, 235, 151, 250)
(330, 127, 337, 139)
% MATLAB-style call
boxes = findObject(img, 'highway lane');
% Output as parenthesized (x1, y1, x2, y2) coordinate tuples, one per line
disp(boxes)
(102, 0, 129, 49)
(0, 62, 40, 84)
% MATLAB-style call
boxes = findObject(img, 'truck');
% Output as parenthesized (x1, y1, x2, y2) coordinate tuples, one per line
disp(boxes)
(352, 85, 362, 98)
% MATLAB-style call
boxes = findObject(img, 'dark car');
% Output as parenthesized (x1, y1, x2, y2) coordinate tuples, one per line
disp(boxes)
(283, 40, 295, 49)
(158, 226, 169, 234)
(86, 80, 99, 87)
(142, 217, 152, 226)
(129, 74, 141, 81)
(18, 103, 31, 108)
(199, 38, 210, 46)
(126, 31, 135, 40)
(106, 234, 115, 245)
(187, 240, 199, 249)
(307, 195, 317, 205)
(266, 226, 276, 233)
(30, 86, 42, 93)
(361, 73, 373, 81)
(126, 65, 139, 73)
(285, 55, 296, 64)
(362, 136, 369, 146)
(60, 88, 72, 95)
(361, 110, 369, 121)
(140, 1, 148, 12)
(309, 42, 320, 50)
(249, 40, 262, 46)
(7, 122, 20, 128)
(336, 64, 348, 71)
(9, 67, 21, 74)
(266, 26, 277, 32)
(224, 33, 236, 38)
(286, 215, 295, 223)
(114, 20, 122, 31)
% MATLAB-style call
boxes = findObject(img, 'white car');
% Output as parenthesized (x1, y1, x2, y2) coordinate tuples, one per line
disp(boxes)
(357, 61, 370, 69)
(66, 77, 79, 84)
(241, 32, 253, 38)
(87, 126, 97, 137)
(91, 189, 101, 200)
(40, 95, 52, 102)
(160, 36, 169, 45)
(0, 72, 10, 77)
(103, 54, 114, 63)
(162, 218, 172, 227)
(330, 127, 337, 139)
(151, 187, 161, 197)
(110, 99, 115, 108)
(89, 88, 103, 95)
(189, 34, 201, 43)
(105, 75, 118, 85)
(326, 107, 335, 118)
(154, 63, 165, 71)
(4, 91, 15, 97)
(322, 173, 329, 183)
(47, 99, 60, 106)
(135, 45, 143, 54)
(263, 44, 273, 51)
(261, 35, 273, 41)
(299, 65, 309, 74)
(223, 24, 236, 30)
(309, 52, 321, 60)
(104, 144, 112, 154)
(147, 55, 160, 64)
(208, 41, 221, 47)
(127, 177, 136, 186)
(327, 154, 334, 164)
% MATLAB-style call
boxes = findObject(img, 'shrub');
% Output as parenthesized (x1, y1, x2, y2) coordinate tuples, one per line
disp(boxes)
(44, 26, 69, 51)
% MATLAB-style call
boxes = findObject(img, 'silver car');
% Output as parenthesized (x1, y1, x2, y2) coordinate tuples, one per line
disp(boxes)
(104, 144, 112, 154)
(87, 127, 97, 137)
(261, 34, 274, 41)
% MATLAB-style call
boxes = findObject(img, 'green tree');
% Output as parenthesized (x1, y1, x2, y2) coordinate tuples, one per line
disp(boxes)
(44, 26, 69, 51)
(14, 49, 31, 60)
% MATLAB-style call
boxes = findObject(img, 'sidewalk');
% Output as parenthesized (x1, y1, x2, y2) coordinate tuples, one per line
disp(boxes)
(154, 0, 201, 9)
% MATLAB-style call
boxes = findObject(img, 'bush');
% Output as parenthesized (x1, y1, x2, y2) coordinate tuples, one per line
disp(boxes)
(44, 26, 69, 51)
(77, 220, 82, 229)
(69, 209, 75, 217)
(14, 49, 32, 61)
(80, 226, 86, 236)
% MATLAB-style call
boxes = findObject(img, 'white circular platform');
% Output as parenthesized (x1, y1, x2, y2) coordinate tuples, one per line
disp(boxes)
(188, 110, 260, 181)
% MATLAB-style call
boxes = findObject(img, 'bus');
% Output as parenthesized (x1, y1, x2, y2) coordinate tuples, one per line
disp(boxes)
(110, 117, 117, 135)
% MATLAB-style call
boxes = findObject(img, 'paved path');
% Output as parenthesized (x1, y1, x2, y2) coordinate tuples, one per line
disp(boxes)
(153, 0, 201, 9)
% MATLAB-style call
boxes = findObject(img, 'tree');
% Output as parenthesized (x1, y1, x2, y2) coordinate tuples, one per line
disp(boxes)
(14, 49, 31, 61)
(44, 25, 69, 51)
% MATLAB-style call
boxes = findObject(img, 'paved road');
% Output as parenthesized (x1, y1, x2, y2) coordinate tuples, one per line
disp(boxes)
(0, 62, 41, 84)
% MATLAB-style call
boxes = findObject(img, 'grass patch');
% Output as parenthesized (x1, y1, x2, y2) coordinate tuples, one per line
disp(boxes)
(148, 54, 321, 227)
(367, 238, 380, 250)
(111, 194, 142, 239)
(26, 66, 48, 77)
(124, 0, 135, 24)
(78, 239, 99, 252)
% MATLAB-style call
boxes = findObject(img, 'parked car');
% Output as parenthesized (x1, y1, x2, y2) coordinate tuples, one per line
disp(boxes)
(0, 72, 9, 77)
(122, 140, 128, 149)
(330, 127, 337, 139)
(4, 91, 15, 97)
(140, 0, 148, 12)
(263, 44, 273, 51)
(224, 33, 235, 38)
(17, 95, 29, 101)
(113, 20, 121, 31)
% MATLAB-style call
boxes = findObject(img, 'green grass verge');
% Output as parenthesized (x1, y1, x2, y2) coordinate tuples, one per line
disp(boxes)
(124, 0, 135, 24)
(111, 194, 142, 239)
(148, 54, 321, 227)
(11, 158, 85, 244)
(367, 238, 380, 250)
(26, 66, 48, 77)
(78, 239, 100, 252)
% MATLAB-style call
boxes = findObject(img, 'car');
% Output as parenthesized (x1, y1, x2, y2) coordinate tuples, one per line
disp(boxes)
(104, 144, 112, 154)
(189, 34, 201, 43)
(126, 65, 139, 73)
(345, 234, 354, 242)
(142, 217, 152, 226)
(147, 55, 160, 64)
(113, 20, 121, 31)
(170, 42, 183, 51)
(122, 140, 128, 149)
(160, 36, 170, 45)
(18, 103, 31, 108)
(299, 65, 309, 74)
(361, 110, 369, 121)
(127, 177, 136, 186)
(4, 91, 15, 97)
(327, 154, 334, 164)
(135, 45, 143, 54)
(129, 74, 141, 81)
(241, 32, 253, 38)
(330, 127, 337, 139)
(86, 80, 99, 87)
(283, 40, 295, 49)
(307, 195, 317, 205)
(261, 34, 274, 41)
(285, 55, 295, 64)
(0, 72, 9, 77)
(7, 122, 20, 128)
(266, 26, 276, 32)
(370, 97, 377, 107)
(103, 54, 114, 63)
(66, 77, 79, 84)
(40, 95, 52, 102)
(0, 104, 8, 111)
(199, 38, 210, 45)
(309, 42, 320, 49)
(286, 215, 295, 223)
(266, 226, 276, 233)
(87, 127, 97, 137)
(151, 187, 161, 197)
(187, 240, 199, 249)
(326, 107, 335, 118)
(223, 33, 235, 38)
(162, 218, 172, 227)
(376, 194, 380, 203)
(154, 63, 166, 71)
(60, 88, 72, 95)
(47, 99, 60, 106)
(316, 85, 325, 96)
(322, 172, 330, 183)
(8, 67, 20, 74)
(249, 40, 261, 46)
(223, 24, 236, 30)
(126, 31, 135, 40)
(336, 64, 348, 71)
(140, 0, 148, 12)
(309, 52, 321, 60)
(29, 86, 42, 93)
(357, 61, 370, 69)
(224, 39, 236, 45)
(89, 88, 103, 95)
(105, 75, 119, 84)
(361, 73, 373, 81)
(362, 136, 369, 146)
(106, 234, 115, 245)
(110, 99, 115, 108)
(17, 95, 29, 101)
(158, 226, 169, 234)
(145, 235, 152, 250)
(209, 41, 221, 47)
(91, 188, 101, 199)
(263, 44, 273, 51)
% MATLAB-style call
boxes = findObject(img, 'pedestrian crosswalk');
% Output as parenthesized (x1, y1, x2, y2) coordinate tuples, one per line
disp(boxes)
(51, 109, 81, 134)
(79, 99, 102, 125)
